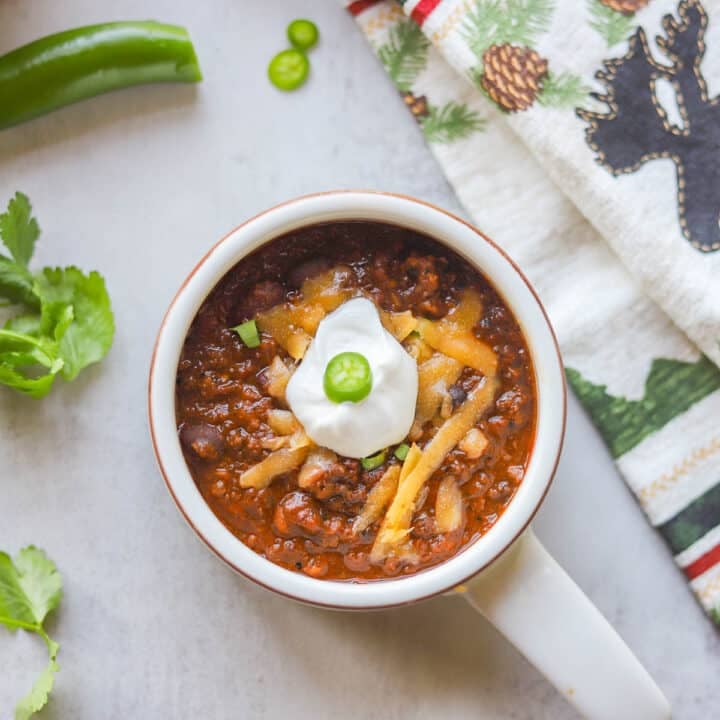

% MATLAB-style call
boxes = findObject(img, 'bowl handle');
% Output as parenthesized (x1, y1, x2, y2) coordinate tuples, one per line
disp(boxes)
(461, 529, 670, 719)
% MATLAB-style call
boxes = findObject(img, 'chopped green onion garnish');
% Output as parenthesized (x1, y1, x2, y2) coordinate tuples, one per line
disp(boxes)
(287, 19, 319, 51)
(232, 319, 260, 348)
(394, 443, 410, 461)
(268, 48, 310, 91)
(361, 449, 387, 471)
(324, 351, 372, 403)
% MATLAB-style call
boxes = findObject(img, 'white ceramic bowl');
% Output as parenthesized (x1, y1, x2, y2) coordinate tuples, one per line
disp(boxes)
(148, 190, 565, 609)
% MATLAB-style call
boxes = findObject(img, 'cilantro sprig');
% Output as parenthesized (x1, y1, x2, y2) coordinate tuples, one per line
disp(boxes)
(0, 546, 63, 719)
(0, 192, 114, 397)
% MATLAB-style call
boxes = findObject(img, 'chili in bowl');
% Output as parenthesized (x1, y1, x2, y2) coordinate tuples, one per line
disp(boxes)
(148, 192, 669, 720)
(175, 221, 536, 581)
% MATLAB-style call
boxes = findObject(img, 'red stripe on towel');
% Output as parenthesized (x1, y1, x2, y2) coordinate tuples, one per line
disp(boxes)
(347, 0, 382, 16)
(410, 0, 443, 25)
(683, 542, 720, 580)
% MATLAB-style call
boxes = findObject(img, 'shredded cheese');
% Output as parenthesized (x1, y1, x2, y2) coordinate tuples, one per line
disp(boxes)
(239, 446, 309, 489)
(371, 377, 498, 560)
(354, 464, 401, 533)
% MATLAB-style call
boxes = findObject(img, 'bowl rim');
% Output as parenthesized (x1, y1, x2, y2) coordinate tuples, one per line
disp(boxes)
(148, 190, 567, 609)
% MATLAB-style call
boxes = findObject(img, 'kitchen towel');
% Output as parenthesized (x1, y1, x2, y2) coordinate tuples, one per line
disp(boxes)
(345, 0, 720, 624)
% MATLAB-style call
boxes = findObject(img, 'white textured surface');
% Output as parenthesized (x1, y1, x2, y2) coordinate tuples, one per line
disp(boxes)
(0, 2, 717, 719)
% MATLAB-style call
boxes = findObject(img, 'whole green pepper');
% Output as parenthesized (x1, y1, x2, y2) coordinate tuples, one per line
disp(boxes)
(0, 21, 202, 130)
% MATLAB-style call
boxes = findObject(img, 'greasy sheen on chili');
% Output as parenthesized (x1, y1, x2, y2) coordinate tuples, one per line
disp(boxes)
(176, 222, 536, 581)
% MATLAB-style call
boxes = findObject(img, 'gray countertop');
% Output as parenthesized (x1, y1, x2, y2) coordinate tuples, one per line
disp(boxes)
(1, 2, 718, 718)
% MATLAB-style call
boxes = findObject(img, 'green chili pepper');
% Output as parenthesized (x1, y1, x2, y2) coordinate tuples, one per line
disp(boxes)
(233, 320, 261, 349)
(268, 48, 310, 92)
(324, 351, 373, 403)
(394, 443, 410, 461)
(0, 21, 202, 130)
(361, 449, 387, 471)
(287, 20, 319, 51)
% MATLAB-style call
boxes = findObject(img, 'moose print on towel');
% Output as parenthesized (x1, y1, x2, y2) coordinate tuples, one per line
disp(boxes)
(578, 0, 720, 253)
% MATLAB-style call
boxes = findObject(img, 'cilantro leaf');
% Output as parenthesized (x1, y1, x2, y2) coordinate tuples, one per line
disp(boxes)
(0, 193, 115, 397)
(0, 328, 59, 365)
(0, 192, 40, 268)
(0, 546, 62, 629)
(38, 296, 74, 343)
(0, 364, 58, 397)
(0, 255, 39, 308)
(14, 652, 59, 720)
(12, 547, 63, 624)
(35, 267, 114, 380)
(0, 546, 62, 719)
(5, 313, 43, 336)
(0, 325, 63, 397)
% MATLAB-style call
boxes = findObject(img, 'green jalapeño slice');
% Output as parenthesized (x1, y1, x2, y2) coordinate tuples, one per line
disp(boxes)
(287, 19, 319, 51)
(268, 48, 309, 91)
(323, 351, 372, 403)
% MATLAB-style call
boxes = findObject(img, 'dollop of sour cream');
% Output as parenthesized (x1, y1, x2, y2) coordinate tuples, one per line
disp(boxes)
(286, 298, 418, 458)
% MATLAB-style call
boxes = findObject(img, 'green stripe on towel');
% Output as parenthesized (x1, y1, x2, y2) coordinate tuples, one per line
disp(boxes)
(657, 482, 720, 555)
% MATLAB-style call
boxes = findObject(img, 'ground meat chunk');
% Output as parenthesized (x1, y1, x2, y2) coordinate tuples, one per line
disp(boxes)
(495, 387, 532, 429)
(273, 491, 324, 538)
(302, 556, 329, 578)
(495, 389, 525, 415)
(412, 512, 437, 540)
(343, 551, 371, 573)
(299, 457, 363, 504)
(406, 255, 440, 299)
(487, 480, 513, 503)
(265, 538, 306, 568)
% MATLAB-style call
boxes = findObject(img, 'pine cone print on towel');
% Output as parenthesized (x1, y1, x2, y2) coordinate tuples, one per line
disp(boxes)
(481, 44, 549, 112)
(462, 0, 586, 112)
(401, 91, 430, 119)
(599, 0, 651, 14)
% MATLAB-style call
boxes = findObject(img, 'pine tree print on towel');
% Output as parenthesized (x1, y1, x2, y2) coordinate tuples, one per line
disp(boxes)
(378, 19, 486, 142)
(566, 355, 720, 458)
(578, 0, 720, 252)
(588, 0, 651, 48)
(463, 0, 587, 112)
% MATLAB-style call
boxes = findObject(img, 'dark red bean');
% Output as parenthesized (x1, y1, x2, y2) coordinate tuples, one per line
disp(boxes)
(179, 423, 225, 461)
(288, 257, 332, 288)
(232, 280, 284, 322)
